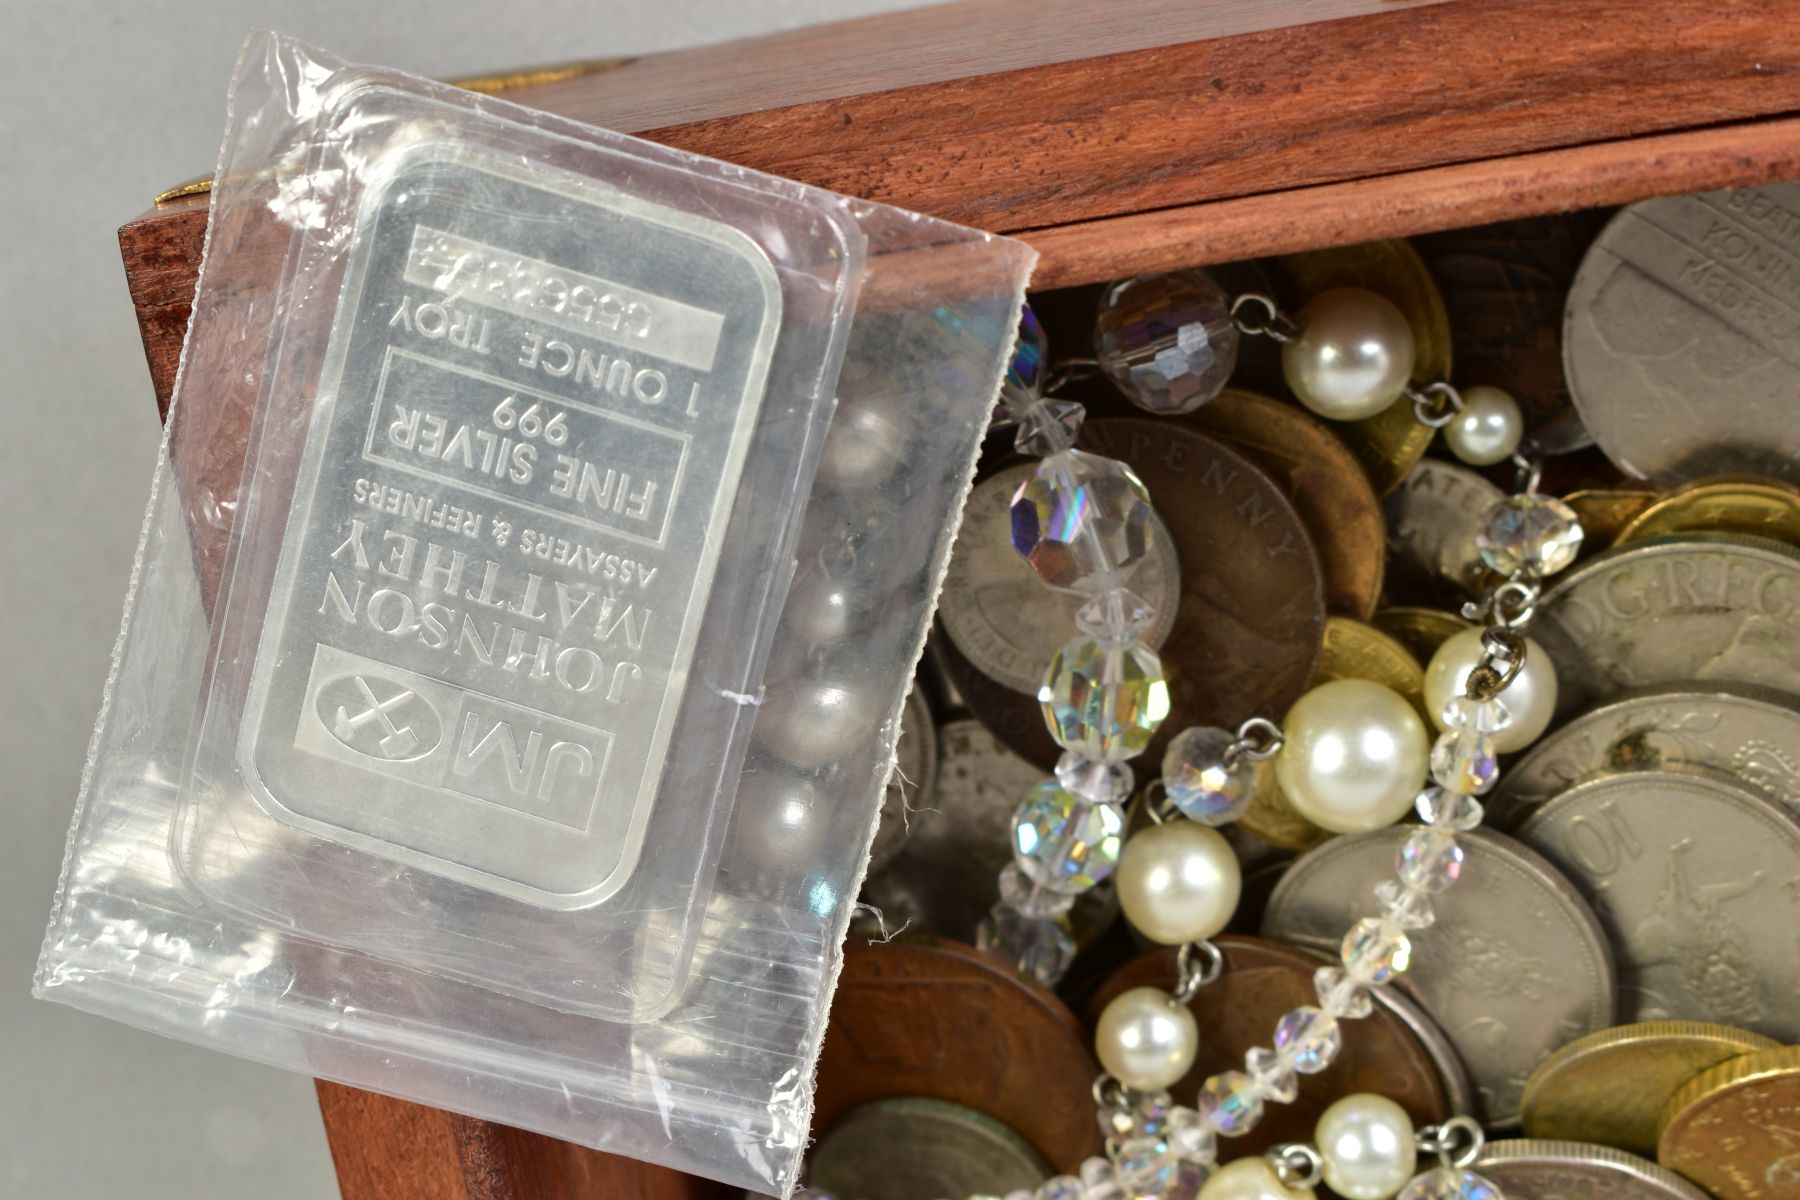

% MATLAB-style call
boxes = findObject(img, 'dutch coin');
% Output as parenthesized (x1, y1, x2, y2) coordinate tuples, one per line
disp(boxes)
(1491, 683, 1800, 826)
(1533, 535, 1800, 715)
(1565, 487, 1658, 550)
(1478, 1139, 1709, 1200)
(1263, 828, 1616, 1126)
(1382, 459, 1507, 601)
(1615, 476, 1800, 547)
(1658, 1046, 1800, 1199)
(868, 685, 940, 874)
(1373, 606, 1474, 669)
(1514, 769, 1800, 1043)
(807, 1097, 1050, 1200)
(938, 463, 1181, 696)
(1093, 937, 1464, 1156)
(1188, 388, 1386, 617)
(944, 420, 1326, 770)
(1280, 240, 1451, 496)
(1313, 616, 1429, 721)
(1565, 183, 1800, 488)
(1520, 1021, 1779, 1156)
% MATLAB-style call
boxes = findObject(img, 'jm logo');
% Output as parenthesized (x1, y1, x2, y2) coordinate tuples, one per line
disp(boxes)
(315, 673, 443, 762)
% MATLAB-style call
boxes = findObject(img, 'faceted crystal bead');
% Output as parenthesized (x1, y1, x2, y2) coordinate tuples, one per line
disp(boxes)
(1398, 827, 1465, 893)
(1115, 1138, 1178, 1195)
(1341, 917, 1413, 984)
(1244, 1047, 1299, 1104)
(1196, 1071, 1264, 1137)
(1040, 637, 1171, 764)
(1314, 965, 1374, 1019)
(1441, 694, 1512, 734)
(1097, 1089, 1174, 1142)
(1012, 450, 1155, 593)
(1056, 752, 1136, 805)
(1162, 726, 1259, 826)
(1036, 1178, 1086, 1200)
(1076, 589, 1157, 646)
(1015, 397, 1086, 457)
(1415, 786, 1485, 833)
(1375, 879, 1436, 930)
(1272, 1005, 1341, 1074)
(999, 861, 1079, 918)
(1080, 1156, 1127, 1200)
(1477, 494, 1584, 577)
(977, 903, 1076, 985)
(1398, 1167, 1505, 1200)
(1166, 1106, 1217, 1164)
(1165, 1159, 1210, 1200)
(1001, 303, 1048, 415)
(1095, 271, 1239, 415)
(1430, 729, 1500, 795)
(1011, 781, 1126, 893)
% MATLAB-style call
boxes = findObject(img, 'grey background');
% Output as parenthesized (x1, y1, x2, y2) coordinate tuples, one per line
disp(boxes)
(0, 3, 924, 1196)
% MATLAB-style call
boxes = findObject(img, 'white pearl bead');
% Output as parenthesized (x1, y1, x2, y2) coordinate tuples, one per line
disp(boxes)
(1116, 820, 1242, 944)
(730, 769, 823, 867)
(1424, 627, 1558, 752)
(1198, 1157, 1317, 1200)
(754, 678, 875, 768)
(1277, 680, 1429, 834)
(1094, 986, 1200, 1090)
(817, 398, 905, 490)
(784, 568, 858, 646)
(1283, 288, 1417, 421)
(1315, 1093, 1417, 1200)
(1444, 385, 1523, 466)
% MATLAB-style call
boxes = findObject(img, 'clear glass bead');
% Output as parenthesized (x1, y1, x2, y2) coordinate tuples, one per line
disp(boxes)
(1076, 588, 1157, 646)
(1441, 694, 1512, 734)
(1197, 1071, 1264, 1137)
(1415, 786, 1485, 832)
(1095, 271, 1239, 415)
(1166, 1106, 1216, 1164)
(1012, 449, 1155, 593)
(1080, 1156, 1126, 1200)
(1398, 1167, 1505, 1200)
(1477, 493, 1584, 577)
(1036, 1178, 1085, 1200)
(1015, 397, 1086, 457)
(1162, 726, 1259, 826)
(1001, 303, 1048, 415)
(1342, 917, 1413, 984)
(1056, 752, 1135, 805)
(1273, 1005, 1341, 1074)
(1375, 879, 1436, 930)
(1314, 965, 1374, 1019)
(1430, 729, 1499, 795)
(1115, 1138, 1178, 1195)
(1040, 636, 1171, 764)
(976, 903, 1076, 985)
(1244, 1046, 1299, 1104)
(1011, 781, 1126, 893)
(1398, 827, 1465, 893)
(1097, 1089, 1174, 1142)
(999, 861, 1079, 918)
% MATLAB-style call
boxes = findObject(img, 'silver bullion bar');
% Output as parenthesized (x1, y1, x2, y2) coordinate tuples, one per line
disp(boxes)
(239, 144, 780, 907)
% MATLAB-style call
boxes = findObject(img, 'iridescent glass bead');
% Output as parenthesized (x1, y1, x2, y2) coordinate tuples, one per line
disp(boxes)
(1167, 1105, 1217, 1164)
(976, 903, 1076, 985)
(1476, 493, 1584, 576)
(1272, 1006, 1341, 1074)
(1244, 1046, 1299, 1104)
(1374, 879, 1435, 930)
(1036, 1178, 1085, 1200)
(1002, 303, 1049, 414)
(1076, 588, 1157, 646)
(1011, 780, 1126, 893)
(1313, 966, 1373, 1020)
(998, 861, 1078, 918)
(1429, 729, 1499, 795)
(1116, 1137, 1179, 1195)
(1040, 637, 1171, 763)
(1341, 917, 1411, 985)
(1163, 726, 1259, 826)
(1096, 270, 1239, 415)
(1197, 1071, 1264, 1137)
(1056, 752, 1135, 805)
(1414, 786, 1484, 833)
(1012, 450, 1156, 593)
(1397, 828, 1464, 893)
(1397, 1168, 1503, 1200)
(1081, 1156, 1127, 1200)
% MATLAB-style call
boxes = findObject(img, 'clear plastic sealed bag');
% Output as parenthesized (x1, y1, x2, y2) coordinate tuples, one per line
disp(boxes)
(37, 32, 1032, 1195)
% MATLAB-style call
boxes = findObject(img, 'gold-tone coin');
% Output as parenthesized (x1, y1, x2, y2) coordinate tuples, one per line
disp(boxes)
(1565, 486, 1657, 549)
(1279, 240, 1449, 496)
(1521, 1021, 1778, 1157)
(1616, 476, 1800, 548)
(1237, 774, 1333, 855)
(1372, 607, 1473, 670)
(1659, 1045, 1800, 1198)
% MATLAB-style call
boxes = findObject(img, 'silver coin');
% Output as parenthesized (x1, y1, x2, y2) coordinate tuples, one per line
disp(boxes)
(1514, 768, 1800, 1043)
(1492, 683, 1800, 826)
(1564, 183, 1800, 487)
(938, 463, 1181, 695)
(1532, 535, 1800, 716)
(1478, 1139, 1709, 1199)
(1382, 459, 1506, 598)
(228, 145, 782, 905)
(807, 1097, 1050, 1200)
(868, 685, 940, 873)
(1262, 828, 1615, 1126)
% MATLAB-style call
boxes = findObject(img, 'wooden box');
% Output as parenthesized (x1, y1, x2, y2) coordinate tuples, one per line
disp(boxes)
(115, 1, 1800, 1194)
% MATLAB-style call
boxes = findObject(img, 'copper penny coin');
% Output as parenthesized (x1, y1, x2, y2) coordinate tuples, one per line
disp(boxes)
(1091, 936, 1458, 1158)
(1188, 388, 1386, 618)
(942, 420, 1325, 770)
(814, 940, 1103, 1174)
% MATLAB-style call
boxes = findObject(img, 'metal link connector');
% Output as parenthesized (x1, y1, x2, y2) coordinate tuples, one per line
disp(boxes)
(1407, 381, 1466, 429)
(1043, 356, 1102, 397)
(1417, 1115, 1486, 1169)
(1224, 716, 1285, 767)
(1231, 293, 1302, 343)
(1173, 940, 1225, 1002)
(1266, 1144, 1325, 1190)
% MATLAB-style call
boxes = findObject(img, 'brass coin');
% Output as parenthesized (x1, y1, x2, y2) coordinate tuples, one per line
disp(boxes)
(1187, 387, 1385, 618)
(1658, 1045, 1800, 1198)
(1565, 486, 1657, 549)
(1616, 476, 1800, 548)
(1520, 1020, 1779, 1156)
(1314, 616, 1429, 722)
(1373, 606, 1474, 668)
(943, 420, 1326, 770)
(1237, 773, 1333, 854)
(1279, 240, 1451, 496)
(808, 1097, 1051, 1200)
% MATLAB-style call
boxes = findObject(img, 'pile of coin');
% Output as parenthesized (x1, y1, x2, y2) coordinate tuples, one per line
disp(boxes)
(841, 182, 1800, 1200)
